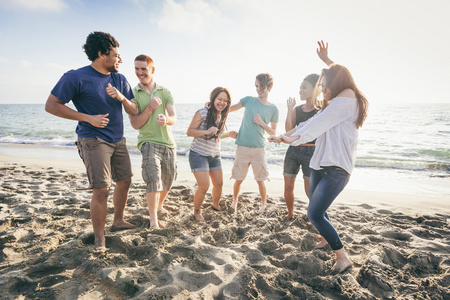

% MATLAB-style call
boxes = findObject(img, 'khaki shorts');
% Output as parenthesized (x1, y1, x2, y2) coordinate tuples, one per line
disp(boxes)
(141, 142, 177, 193)
(76, 137, 133, 188)
(231, 145, 269, 181)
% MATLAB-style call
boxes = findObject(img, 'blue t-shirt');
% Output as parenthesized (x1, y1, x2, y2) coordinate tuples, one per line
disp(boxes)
(51, 66, 134, 143)
(235, 96, 279, 148)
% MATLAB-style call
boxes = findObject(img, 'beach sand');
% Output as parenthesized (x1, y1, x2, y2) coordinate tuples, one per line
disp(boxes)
(0, 151, 449, 299)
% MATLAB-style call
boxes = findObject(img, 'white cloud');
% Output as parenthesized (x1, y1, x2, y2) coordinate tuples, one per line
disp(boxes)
(155, 0, 224, 35)
(0, 56, 11, 63)
(0, 0, 68, 12)
(20, 60, 32, 67)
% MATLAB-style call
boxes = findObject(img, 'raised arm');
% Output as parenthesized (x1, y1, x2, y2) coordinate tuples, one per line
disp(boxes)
(285, 97, 297, 131)
(229, 101, 243, 112)
(128, 105, 153, 130)
(186, 111, 217, 137)
(45, 94, 110, 128)
(106, 83, 137, 116)
(316, 40, 335, 67)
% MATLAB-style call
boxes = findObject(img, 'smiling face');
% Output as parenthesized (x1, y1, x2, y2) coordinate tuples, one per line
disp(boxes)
(255, 80, 270, 98)
(299, 80, 315, 101)
(104, 47, 122, 73)
(213, 91, 230, 112)
(134, 60, 154, 85)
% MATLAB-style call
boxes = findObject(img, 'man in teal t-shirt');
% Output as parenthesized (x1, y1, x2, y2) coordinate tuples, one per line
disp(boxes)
(229, 73, 279, 214)
(129, 54, 177, 229)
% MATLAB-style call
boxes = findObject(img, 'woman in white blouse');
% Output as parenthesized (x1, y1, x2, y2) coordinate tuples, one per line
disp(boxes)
(269, 41, 369, 273)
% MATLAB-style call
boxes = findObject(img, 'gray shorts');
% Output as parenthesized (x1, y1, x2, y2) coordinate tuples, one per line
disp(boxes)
(141, 142, 177, 193)
(283, 145, 315, 181)
(76, 137, 133, 188)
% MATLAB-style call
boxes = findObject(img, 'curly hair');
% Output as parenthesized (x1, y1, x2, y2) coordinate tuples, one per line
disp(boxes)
(82, 31, 119, 61)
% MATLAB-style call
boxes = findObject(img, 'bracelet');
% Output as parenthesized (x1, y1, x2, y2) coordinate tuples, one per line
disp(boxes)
(328, 63, 336, 68)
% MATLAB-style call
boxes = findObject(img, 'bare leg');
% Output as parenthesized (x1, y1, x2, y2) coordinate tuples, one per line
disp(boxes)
(193, 171, 210, 221)
(256, 180, 267, 213)
(333, 247, 353, 273)
(231, 180, 243, 212)
(146, 191, 160, 228)
(284, 176, 296, 220)
(158, 190, 169, 213)
(111, 178, 135, 229)
(91, 187, 109, 247)
(304, 179, 310, 198)
(209, 170, 223, 210)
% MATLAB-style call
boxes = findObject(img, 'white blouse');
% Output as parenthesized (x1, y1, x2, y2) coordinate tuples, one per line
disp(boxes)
(290, 97, 359, 174)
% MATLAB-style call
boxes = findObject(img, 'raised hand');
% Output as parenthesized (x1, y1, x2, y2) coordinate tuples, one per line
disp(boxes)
(89, 113, 110, 128)
(286, 97, 296, 109)
(156, 114, 167, 126)
(149, 96, 162, 110)
(106, 83, 125, 102)
(316, 40, 334, 66)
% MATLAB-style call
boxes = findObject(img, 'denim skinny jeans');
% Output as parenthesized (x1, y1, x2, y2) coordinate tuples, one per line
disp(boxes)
(307, 167, 350, 250)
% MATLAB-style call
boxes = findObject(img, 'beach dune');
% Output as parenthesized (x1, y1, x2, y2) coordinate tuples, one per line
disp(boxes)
(0, 154, 449, 299)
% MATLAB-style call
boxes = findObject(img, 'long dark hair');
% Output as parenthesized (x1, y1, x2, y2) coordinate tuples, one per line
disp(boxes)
(205, 87, 231, 140)
(320, 65, 368, 128)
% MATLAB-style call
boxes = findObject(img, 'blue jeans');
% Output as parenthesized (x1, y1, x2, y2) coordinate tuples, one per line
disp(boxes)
(307, 167, 350, 250)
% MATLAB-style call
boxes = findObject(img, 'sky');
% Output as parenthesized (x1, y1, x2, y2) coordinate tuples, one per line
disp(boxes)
(0, 0, 449, 106)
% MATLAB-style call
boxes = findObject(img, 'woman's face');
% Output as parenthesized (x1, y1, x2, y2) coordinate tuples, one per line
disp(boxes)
(213, 91, 229, 112)
(320, 77, 332, 101)
(299, 80, 315, 101)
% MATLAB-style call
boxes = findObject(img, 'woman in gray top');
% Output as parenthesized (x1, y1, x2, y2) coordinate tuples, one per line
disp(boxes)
(186, 87, 237, 221)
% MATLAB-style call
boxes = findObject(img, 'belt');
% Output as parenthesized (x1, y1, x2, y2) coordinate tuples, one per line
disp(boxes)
(320, 166, 345, 171)
(300, 143, 315, 147)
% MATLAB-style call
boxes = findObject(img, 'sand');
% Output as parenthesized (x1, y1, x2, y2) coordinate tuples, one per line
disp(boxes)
(0, 153, 449, 299)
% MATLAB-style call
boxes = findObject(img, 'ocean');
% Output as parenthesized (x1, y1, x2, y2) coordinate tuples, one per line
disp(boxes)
(0, 103, 449, 197)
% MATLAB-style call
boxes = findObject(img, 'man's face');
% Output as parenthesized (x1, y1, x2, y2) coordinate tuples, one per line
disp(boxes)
(104, 47, 122, 73)
(134, 60, 154, 85)
(255, 80, 270, 98)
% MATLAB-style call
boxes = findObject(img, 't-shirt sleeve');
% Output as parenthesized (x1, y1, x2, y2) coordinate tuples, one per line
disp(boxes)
(121, 75, 134, 100)
(163, 88, 174, 105)
(50, 71, 78, 103)
(240, 96, 251, 107)
(271, 106, 279, 122)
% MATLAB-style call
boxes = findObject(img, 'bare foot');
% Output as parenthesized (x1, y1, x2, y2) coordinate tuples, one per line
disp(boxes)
(149, 221, 160, 229)
(314, 237, 329, 249)
(258, 204, 267, 214)
(111, 221, 136, 232)
(229, 201, 238, 214)
(285, 212, 294, 221)
(333, 257, 353, 273)
(333, 248, 353, 273)
(211, 205, 221, 211)
(158, 207, 169, 214)
(158, 208, 169, 219)
(194, 213, 205, 221)
(94, 237, 105, 248)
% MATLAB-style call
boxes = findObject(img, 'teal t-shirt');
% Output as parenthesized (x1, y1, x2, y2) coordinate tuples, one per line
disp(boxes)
(235, 96, 279, 148)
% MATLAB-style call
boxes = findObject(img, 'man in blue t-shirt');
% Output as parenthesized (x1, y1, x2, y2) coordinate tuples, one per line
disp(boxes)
(228, 73, 279, 214)
(45, 31, 138, 250)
